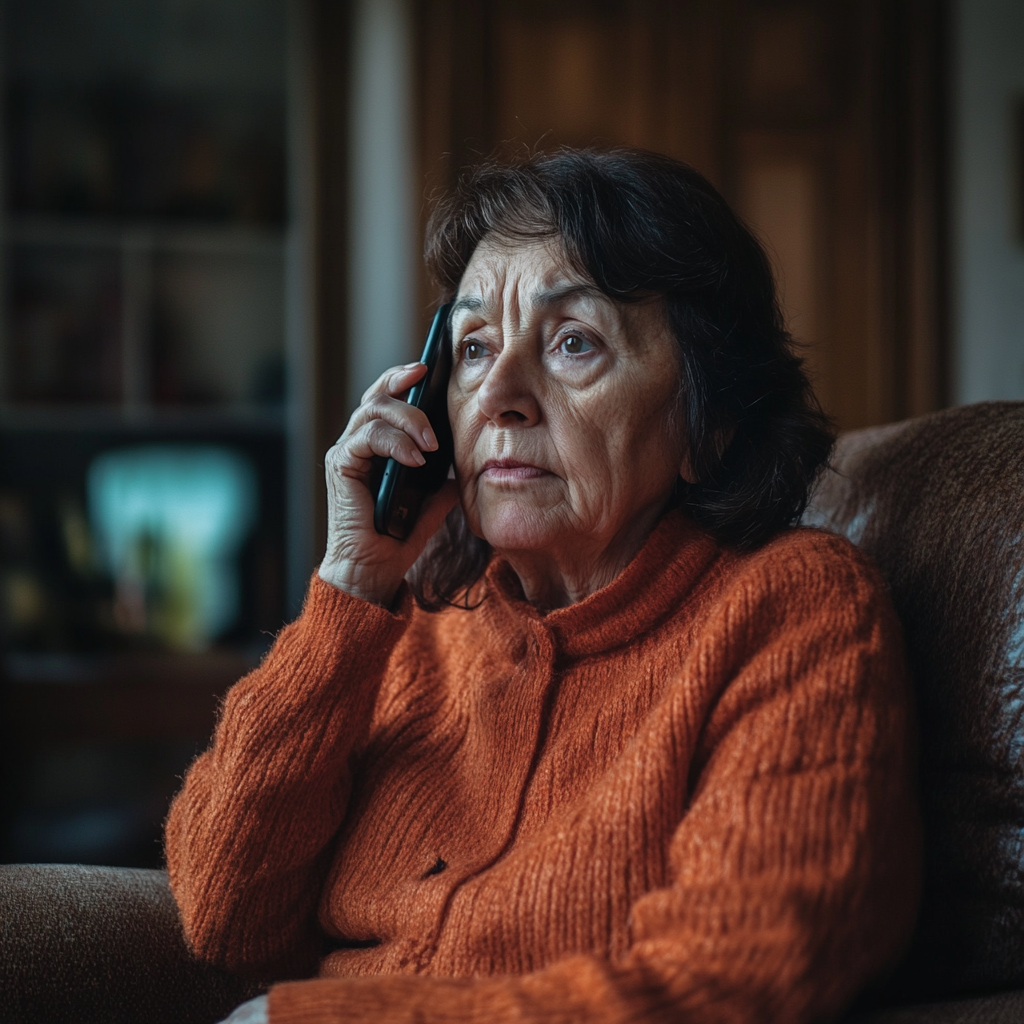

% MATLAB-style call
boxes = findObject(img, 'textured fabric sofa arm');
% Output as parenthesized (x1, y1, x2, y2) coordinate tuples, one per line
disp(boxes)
(0, 864, 266, 1024)
(848, 990, 1024, 1023)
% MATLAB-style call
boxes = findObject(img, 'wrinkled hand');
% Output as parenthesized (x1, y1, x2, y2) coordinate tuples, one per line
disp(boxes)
(318, 361, 458, 607)
(218, 994, 268, 1024)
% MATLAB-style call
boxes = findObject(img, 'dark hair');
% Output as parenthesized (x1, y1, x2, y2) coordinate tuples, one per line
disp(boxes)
(409, 147, 834, 610)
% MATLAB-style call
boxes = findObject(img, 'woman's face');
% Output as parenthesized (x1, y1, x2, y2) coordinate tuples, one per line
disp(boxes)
(448, 236, 690, 561)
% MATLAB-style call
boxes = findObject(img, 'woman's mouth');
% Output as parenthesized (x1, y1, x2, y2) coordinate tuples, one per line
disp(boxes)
(480, 459, 547, 482)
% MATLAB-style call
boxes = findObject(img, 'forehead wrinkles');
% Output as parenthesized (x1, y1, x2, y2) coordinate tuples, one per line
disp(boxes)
(457, 241, 586, 334)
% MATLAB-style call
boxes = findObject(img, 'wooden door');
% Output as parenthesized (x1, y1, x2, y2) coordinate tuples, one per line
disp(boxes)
(414, 0, 946, 431)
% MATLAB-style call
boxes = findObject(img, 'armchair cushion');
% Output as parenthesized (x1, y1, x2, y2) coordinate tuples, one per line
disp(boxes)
(0, 863, 264, 1024)
(804, 401, 1024, 1001)
(851, 989, 1024, 1023)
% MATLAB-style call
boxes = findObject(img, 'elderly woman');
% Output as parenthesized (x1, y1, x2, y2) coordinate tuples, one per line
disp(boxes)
(166, 149, 921, 1024)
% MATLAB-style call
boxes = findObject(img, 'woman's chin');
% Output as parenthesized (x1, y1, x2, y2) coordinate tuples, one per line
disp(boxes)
(477, 505, 565, 554)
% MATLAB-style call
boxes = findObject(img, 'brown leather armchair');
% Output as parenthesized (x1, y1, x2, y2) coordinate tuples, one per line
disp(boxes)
(803, 400, 1024, 1022)
(2, 401, 1023, 1024)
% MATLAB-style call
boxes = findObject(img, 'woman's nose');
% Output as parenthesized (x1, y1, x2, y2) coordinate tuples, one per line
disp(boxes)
(475, 341, 541, 427)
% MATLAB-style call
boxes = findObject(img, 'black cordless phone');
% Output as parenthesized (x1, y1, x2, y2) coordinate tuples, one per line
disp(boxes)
(372, 303, 454, 540)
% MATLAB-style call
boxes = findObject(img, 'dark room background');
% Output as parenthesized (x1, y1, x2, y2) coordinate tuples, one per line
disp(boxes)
(2, 0, 1022, 868)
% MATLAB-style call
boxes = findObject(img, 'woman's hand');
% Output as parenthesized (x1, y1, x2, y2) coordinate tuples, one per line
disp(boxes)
(319, 362, 458, 607)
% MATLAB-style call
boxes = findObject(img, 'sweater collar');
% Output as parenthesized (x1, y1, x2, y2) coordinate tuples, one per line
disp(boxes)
(480, 510, 720, 660)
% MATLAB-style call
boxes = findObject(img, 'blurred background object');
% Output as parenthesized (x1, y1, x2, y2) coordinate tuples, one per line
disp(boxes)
(0, 0, 296, 868)
(87, 447, 257, 651)
(2, 0, 1022, 868)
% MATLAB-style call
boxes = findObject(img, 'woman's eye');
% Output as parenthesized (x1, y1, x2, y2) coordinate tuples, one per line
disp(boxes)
(559, 333, 595, 355)
(463, 341, 486, 361)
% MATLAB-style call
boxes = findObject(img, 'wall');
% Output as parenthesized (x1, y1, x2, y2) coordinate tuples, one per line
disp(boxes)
(346, 0, 416, 415)
(416, 0, 945, 431)
(953, 0, 1024, 404)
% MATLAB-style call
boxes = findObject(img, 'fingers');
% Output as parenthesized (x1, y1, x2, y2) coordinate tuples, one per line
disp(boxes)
(320, 361, 456, 606)
(330, 418, 427, 476)
(347, 395, 438, 453)
(359, 361, 426, 408)
(345, 363, 437, 451)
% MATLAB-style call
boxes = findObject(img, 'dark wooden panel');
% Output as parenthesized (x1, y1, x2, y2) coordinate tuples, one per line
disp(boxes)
(309, 0, 355, 562)
(412, 0, 948, 431)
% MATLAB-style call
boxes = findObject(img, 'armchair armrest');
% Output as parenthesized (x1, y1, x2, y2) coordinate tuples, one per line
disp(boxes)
(848, 989, 1024, 1023)
(0, 864, 265, 1024)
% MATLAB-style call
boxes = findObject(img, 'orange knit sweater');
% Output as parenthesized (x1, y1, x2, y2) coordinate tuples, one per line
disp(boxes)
(166, 511, 921, 1024)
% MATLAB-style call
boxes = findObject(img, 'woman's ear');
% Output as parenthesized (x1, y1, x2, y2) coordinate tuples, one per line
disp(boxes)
(678, 452, 696, 485)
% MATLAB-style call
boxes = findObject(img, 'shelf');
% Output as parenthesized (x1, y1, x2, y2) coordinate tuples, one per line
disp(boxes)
(0, 403, 286, 434)
(3, 649, 258, 743)
(4, 215, 286, 258)
(0, 0, 303, 870)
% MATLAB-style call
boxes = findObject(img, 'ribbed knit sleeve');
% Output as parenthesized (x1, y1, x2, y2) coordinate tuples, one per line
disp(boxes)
(265, 540, 920, 1024)
(164, 574, 410, 974)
